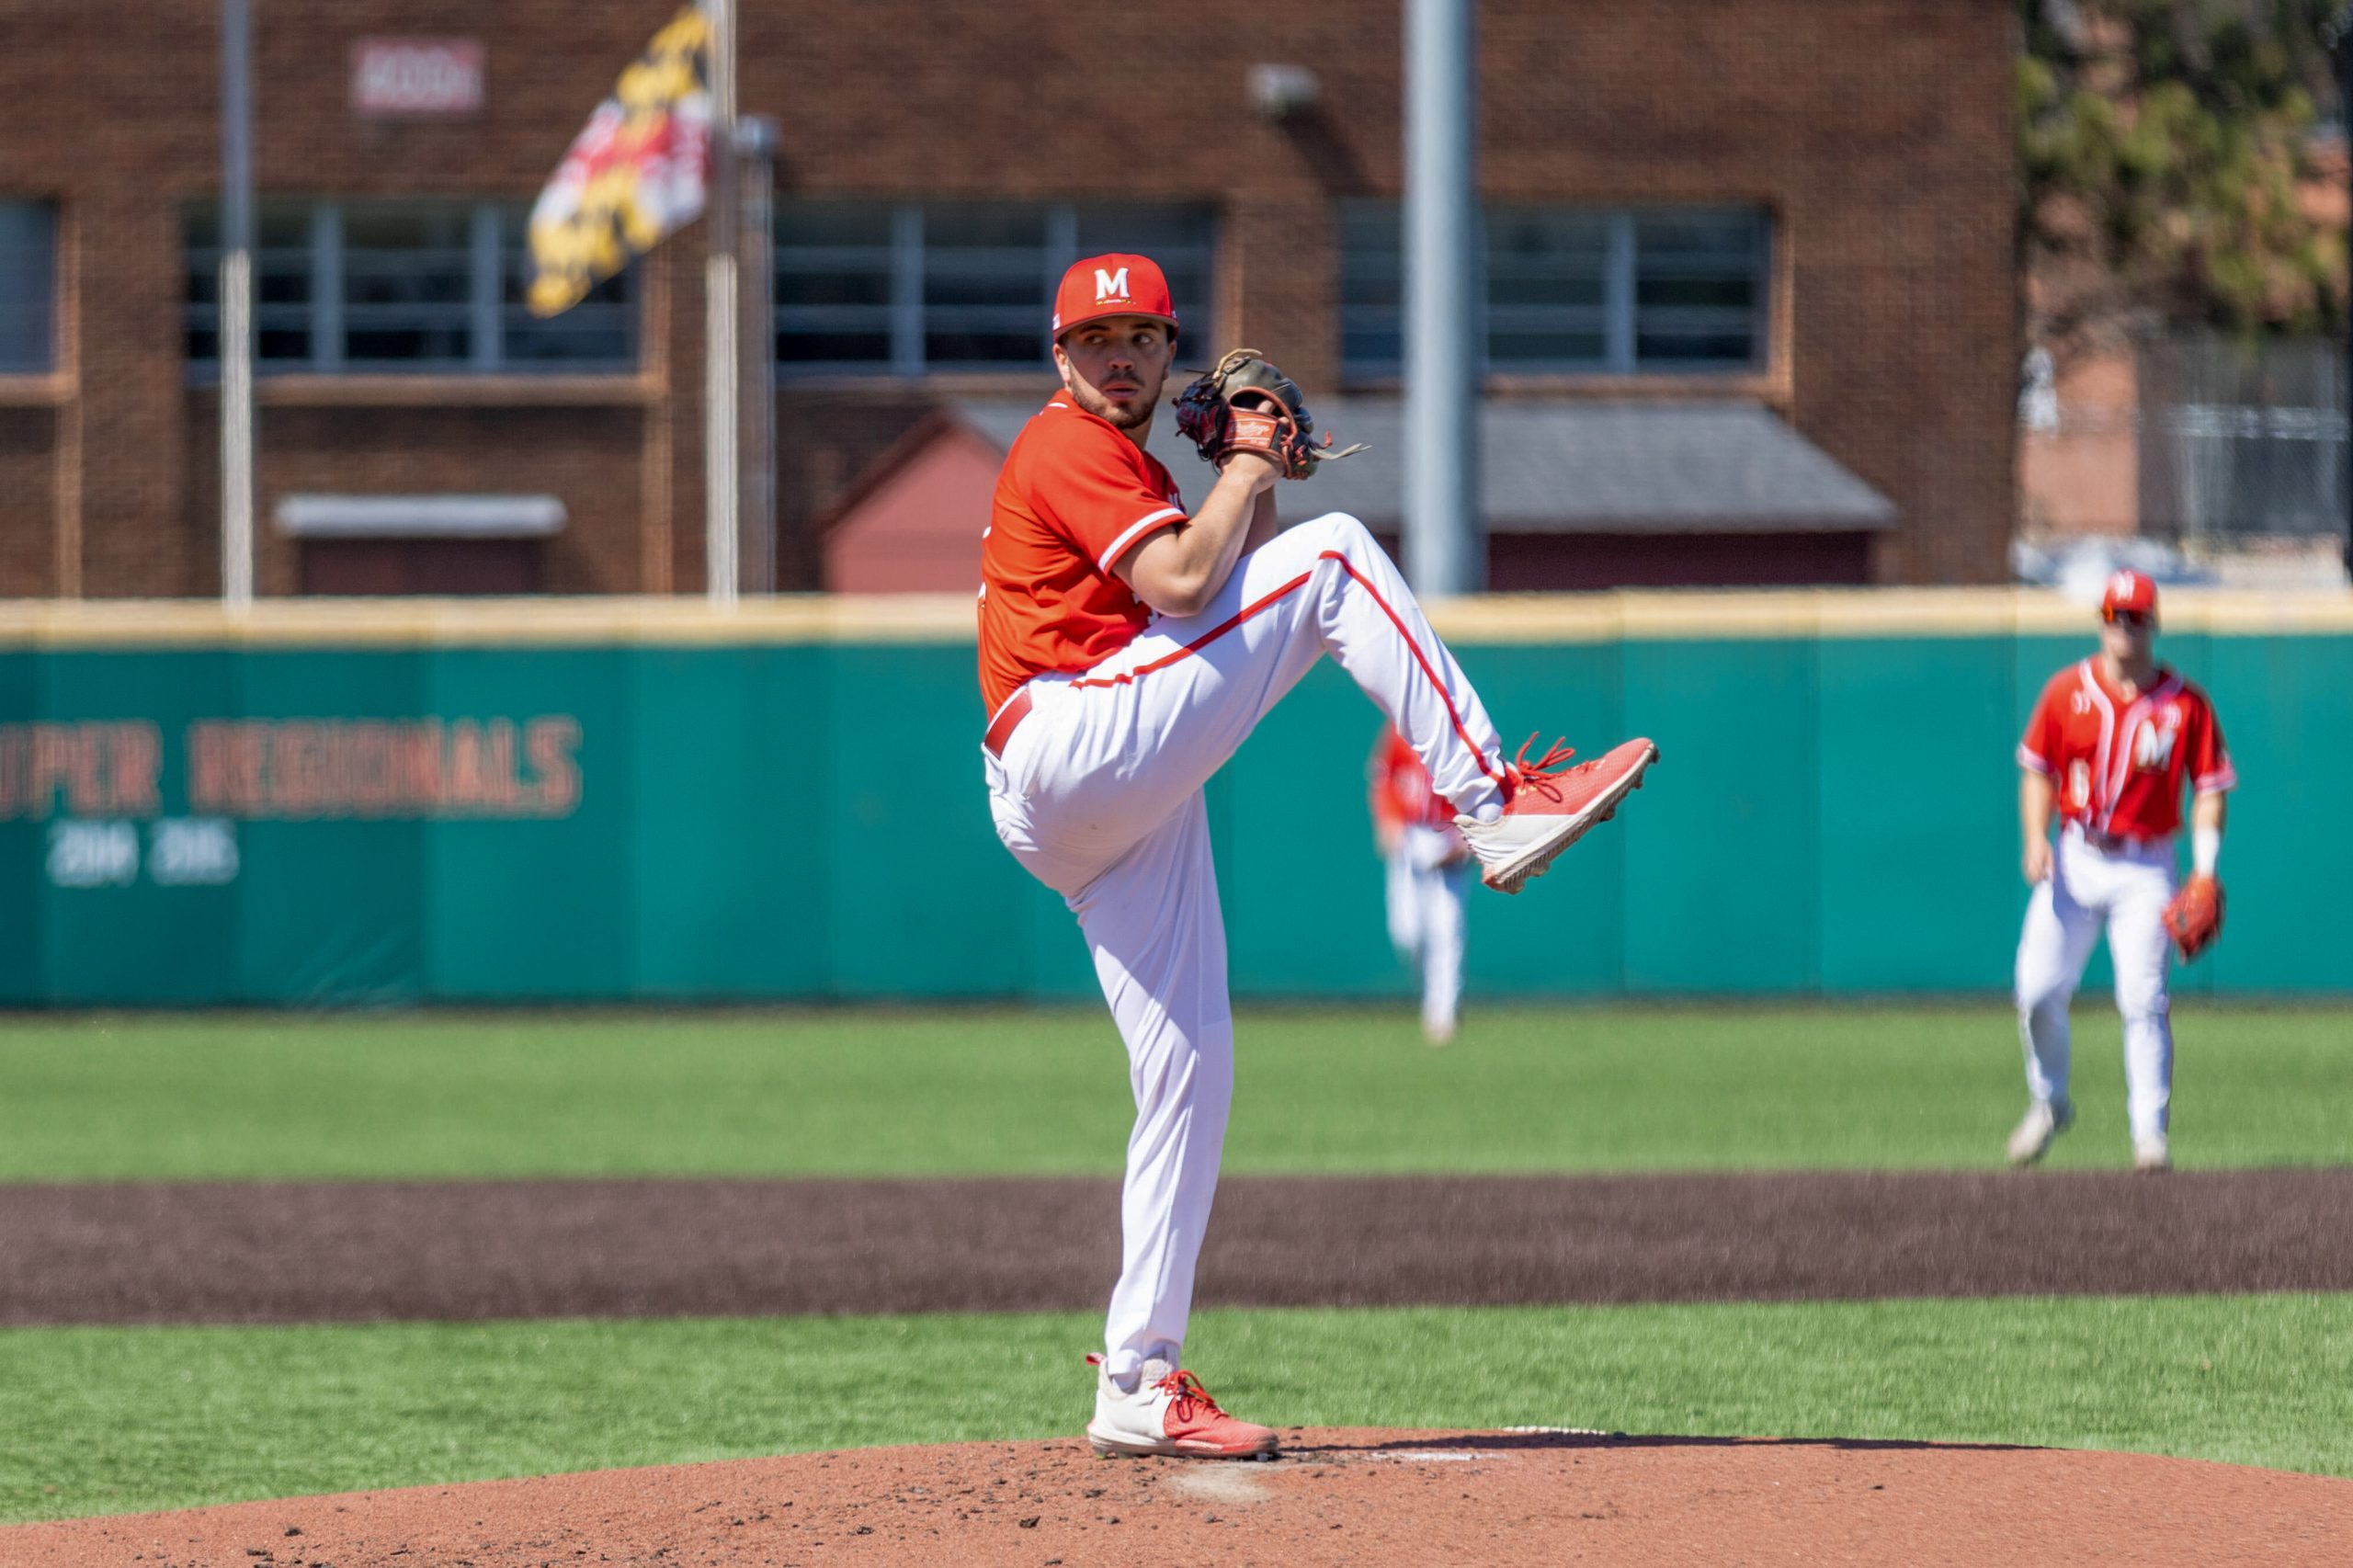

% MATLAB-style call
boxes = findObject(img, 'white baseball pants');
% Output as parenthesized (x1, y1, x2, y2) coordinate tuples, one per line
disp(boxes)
(2014, 825, 2177, 1145)
(1386, 829, 1469, 1035)
(983, 513, 1506, 1385)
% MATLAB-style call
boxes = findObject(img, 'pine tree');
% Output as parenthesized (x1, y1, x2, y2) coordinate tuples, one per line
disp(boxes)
(2018, 0, 2347, 357)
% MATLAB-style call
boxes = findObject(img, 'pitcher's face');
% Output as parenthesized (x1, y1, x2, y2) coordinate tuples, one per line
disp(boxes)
(1054, 317, 1175, 435)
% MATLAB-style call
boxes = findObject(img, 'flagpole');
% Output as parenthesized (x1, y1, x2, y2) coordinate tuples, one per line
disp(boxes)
(703, 0, 740, 608)
(738, 114, 778, 594)
(220, 0, 256, 611)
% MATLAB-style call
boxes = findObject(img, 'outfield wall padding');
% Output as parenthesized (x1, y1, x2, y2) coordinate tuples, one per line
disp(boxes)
(2, 593, 2347, 1005)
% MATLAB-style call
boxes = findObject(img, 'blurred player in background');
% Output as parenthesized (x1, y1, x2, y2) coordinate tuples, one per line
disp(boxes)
(2007, 571, 2234, 1173)
(1370, 724, 1471, 1044)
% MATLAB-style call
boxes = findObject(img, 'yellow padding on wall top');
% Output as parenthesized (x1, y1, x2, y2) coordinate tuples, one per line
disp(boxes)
(0, 588, 2347, 649)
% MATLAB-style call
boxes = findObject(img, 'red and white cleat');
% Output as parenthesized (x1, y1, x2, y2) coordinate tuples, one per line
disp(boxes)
(1085, 1356, 1279, 1460)
(1457, 735, 1658, 894)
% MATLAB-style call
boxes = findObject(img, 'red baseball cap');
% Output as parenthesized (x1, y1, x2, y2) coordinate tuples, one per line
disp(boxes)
(1051, 253, 1178, 341)
(2099, 569, 2159, 621)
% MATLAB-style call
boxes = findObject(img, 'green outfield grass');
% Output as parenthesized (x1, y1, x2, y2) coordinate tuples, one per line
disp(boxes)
(0, 1004, 2346, 1182)
(2, 1293, 2347, 1523)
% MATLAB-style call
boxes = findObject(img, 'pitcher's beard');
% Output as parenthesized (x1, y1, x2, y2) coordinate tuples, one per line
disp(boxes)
(1071, 380, 1159, 434)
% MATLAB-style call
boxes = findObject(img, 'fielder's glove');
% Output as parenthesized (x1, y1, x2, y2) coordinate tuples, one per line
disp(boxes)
(1173, 348, 1367, 480)
(2163, 874, 2224, 961)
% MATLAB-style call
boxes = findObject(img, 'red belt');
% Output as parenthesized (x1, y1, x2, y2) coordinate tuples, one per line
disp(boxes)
(983, 687, 1033, 758)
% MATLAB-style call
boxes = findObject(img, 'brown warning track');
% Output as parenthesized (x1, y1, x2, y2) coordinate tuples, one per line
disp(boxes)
(6, 1429, 2349, 1568)
(5, 1167, 2349, 1325)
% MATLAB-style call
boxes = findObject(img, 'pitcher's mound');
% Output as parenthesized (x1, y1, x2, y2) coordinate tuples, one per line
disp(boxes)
(10, 1428, 2349, 1566)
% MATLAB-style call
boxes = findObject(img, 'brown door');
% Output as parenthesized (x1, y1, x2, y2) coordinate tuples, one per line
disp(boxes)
(299, 539, 545, 595)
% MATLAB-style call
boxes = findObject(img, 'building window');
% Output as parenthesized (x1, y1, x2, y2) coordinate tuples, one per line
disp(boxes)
(775, 201, 1215, 376)
(1340, 202, 1768, 380)
(1338, 202, 1405, 374)
(0, 201, 58, 373)
(185, 203, 313, 365)
(186, 199, 634, 375)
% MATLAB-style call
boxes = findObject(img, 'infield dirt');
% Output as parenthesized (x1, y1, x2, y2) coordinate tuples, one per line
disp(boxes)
(5, 1168, 2347, 1324)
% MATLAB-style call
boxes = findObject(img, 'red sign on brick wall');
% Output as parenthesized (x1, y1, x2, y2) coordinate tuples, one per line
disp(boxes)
(351, 38, 483, 119)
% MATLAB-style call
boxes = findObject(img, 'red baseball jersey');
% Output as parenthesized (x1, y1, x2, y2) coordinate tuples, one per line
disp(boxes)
(2018, 659, 2235, 840)
(1370, 727, 1458, 832)
(977, 397, 1186, 715)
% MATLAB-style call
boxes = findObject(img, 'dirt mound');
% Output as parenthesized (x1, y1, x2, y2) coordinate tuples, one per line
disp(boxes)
(8, 1429, 2347, 1567)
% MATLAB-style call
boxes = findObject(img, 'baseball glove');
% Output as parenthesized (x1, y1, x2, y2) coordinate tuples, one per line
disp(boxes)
(1173, 348, 1366, 480)
(2163, 874, 2225, 961)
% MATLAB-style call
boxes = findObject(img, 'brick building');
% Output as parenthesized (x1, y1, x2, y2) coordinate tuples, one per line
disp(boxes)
(0, 0, 2017, 597)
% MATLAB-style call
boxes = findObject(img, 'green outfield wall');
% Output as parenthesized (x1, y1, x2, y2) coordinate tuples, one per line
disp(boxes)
(1, 592, 2347, 1006)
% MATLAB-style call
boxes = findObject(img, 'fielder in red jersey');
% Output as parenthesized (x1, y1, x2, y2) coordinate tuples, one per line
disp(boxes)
(2006, 570, 2234, 1172)
(1370, 725, 1471, 1044)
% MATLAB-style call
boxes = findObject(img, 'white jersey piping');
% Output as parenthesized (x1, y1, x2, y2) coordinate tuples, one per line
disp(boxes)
(1095, 507, 1185, 574)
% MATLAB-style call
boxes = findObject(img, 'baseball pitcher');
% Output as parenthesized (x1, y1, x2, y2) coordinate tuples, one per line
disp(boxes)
(2007, 570, 2234, 1172)
(978, 254, 1657, 1458)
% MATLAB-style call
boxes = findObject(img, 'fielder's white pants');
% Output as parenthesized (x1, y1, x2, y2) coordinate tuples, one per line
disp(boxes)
(984, 514, 1506, 1384)
(1386, 828, 1469, 1034)
(2014, 825, 2177, 1145)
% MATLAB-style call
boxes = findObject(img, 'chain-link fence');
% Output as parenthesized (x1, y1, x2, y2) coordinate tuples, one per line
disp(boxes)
(2138, 335, 2349, 544)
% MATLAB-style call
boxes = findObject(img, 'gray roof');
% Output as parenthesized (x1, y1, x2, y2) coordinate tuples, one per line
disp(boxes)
(950, 398, 1896, 535)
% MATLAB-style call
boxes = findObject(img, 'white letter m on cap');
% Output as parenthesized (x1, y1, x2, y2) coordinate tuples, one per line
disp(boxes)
(1094, 267, 1130, 302)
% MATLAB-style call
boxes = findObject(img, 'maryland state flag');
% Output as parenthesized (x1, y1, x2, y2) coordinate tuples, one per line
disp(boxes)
(527, 5, 712, 317)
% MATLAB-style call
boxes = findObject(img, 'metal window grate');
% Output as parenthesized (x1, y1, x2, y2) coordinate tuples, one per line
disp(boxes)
(2138, 335, 2348, 543)
(774, 200, 1215, 377)
(1340, 201, 1768, 380)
